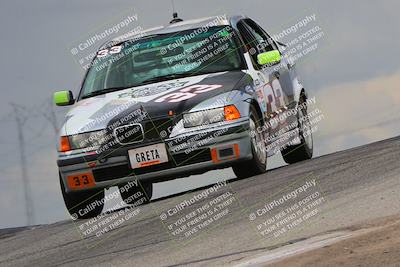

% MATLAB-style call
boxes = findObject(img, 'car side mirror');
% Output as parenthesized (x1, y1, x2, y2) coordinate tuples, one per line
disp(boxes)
(257, 50, 281, 66)
(54, 91, 75, 106)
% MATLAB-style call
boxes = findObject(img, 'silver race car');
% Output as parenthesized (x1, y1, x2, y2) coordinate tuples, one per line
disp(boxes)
(54, 15, 313, 219)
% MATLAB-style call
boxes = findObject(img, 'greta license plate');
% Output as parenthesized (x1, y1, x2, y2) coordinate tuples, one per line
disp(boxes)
(128, 143, 169, 169)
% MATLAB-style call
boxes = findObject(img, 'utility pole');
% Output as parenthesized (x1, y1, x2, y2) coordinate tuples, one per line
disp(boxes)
(10, 103, 35, 226)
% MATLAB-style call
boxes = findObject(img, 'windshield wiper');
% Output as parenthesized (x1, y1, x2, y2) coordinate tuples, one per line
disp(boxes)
(141, 73, 191, 84)
(81, 86, 133, 99)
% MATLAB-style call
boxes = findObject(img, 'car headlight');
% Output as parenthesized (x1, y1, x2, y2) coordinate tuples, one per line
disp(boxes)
(183, 105, 241, 128)
(62, 130, 108, 151)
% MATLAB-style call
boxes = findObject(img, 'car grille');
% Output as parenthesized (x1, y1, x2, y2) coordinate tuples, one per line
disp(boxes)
(93, 149, 212, 182)
(143, 118, 174, 141)
(113, 117, 174, 145)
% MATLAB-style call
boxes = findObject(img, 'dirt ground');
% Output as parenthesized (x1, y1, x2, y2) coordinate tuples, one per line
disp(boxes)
(268, 215, 400, 267)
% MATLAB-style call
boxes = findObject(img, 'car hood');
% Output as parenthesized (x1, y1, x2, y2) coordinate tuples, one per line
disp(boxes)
(62, 70, 246, 135)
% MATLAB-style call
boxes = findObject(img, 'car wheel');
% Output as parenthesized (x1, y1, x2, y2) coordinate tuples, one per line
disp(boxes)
(232, 105, 267, 179)
(281, 95, 313, 164)
(118, 181, 152, 205)
(59, 175, 104, 219)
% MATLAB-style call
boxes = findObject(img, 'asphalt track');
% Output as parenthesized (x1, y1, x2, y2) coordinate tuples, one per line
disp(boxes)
(1, 136, 400, 267)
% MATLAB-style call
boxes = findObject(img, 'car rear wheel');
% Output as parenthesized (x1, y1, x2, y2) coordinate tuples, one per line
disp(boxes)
(232, 106, 267, 179)
(118, 181, 152, 205)
(59, 175, 105, 219)
(281, 95, 313, 164)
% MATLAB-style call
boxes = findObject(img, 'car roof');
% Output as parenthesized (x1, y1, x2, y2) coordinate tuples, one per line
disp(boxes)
(101, 15, 246, 49)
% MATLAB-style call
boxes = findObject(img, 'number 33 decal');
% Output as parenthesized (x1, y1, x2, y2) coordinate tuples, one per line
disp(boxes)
(155, 84, 222, 103)
(97, 46, 122, 58)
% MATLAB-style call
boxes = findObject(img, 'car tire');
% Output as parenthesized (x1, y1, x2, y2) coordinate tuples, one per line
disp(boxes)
(281, 95, 313, 164)
(59, 175, 105, 219)
(118, 181, 152, 205)
(232, 105, 267, 179)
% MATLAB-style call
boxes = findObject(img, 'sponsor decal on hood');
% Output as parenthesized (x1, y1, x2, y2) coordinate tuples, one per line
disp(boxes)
(62, 71, 245, 135)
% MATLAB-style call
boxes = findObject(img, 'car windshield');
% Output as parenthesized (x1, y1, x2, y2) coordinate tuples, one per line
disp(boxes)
(80, 26, 244, 99)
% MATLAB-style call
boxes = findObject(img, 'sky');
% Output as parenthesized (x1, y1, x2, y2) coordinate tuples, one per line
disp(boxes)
(0, 0, 399, 228)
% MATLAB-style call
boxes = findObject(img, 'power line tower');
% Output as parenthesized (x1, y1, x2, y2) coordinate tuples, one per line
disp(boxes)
(10, 103, 35, 226)
(41, 97, 59, 135)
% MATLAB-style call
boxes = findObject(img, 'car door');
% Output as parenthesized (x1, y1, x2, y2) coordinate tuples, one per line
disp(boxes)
(246, 19, 300, 129)
(237, 20, 287, 142)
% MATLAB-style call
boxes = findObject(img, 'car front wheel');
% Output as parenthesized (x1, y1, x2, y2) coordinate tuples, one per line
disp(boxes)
(59, 175, 105, 219)
(232, 106, 267, 179)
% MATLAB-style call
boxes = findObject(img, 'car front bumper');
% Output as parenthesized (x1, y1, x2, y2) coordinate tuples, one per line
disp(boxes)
(58, 119, 253, 193)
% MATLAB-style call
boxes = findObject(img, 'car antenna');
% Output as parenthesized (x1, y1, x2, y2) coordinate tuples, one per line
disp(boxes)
(170, 0, 183, 24)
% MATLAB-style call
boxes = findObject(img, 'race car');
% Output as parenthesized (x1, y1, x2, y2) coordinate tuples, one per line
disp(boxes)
(54, 15, 313, 219)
